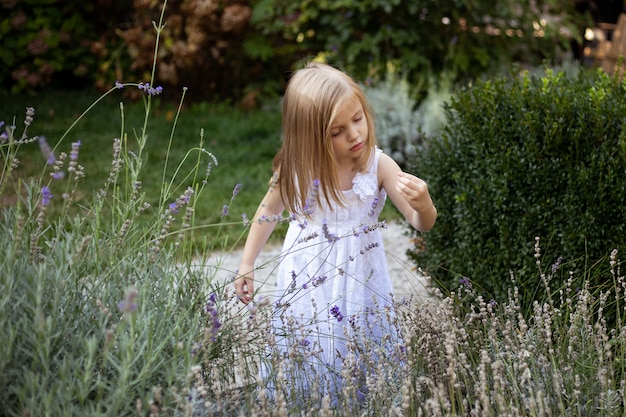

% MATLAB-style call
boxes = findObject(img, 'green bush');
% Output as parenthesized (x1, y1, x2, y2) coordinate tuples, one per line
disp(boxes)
(249, 0, 582, 88)
(410, 67, 626, 306)
(0, 0, 130, 93)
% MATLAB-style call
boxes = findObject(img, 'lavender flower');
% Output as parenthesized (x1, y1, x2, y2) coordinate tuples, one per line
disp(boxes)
(38, 136, 55, 165)
(241, 213, 249, 227)
(231, 183, 241, 200)
(0, 121, 7, 144)
(460, 277, 472, 289)
(51, 171, 65, 180)
(368, 197, 379, 217)
(322, 219, 339, 243)
(41, 186, 52, 206)
(191, 342, 202, 356)
(115, 80, 124, 89)
(205, 293, 222, 342)
(138, 82, 163, 96)
(68, 140, 81, 174)
(303, 178, 320, 215)
(551, 256, 563, 274)
(221, 204, 229, 217)
(117, 286, 138, 313)
(312, 275, 327, 287)
(69, 140, 81, 161)
(330, 305, 343, 322)
(24, 107, 34, 127)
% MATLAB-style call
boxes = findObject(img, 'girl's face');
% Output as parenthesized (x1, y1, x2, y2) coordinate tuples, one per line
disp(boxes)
(329, 97, 368, 166)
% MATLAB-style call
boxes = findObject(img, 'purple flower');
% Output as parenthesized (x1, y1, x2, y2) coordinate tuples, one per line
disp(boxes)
(115, 80, 124, 89)
(38, 136, 55, 165)
(70, 140, 81, 161)
(368, 197, 379, 217)
(41, 186, 52, 206)
(299, 339, 311, 347)
(330, 305, 343, 322)
(51, 171, 65, 180)
(241, 213, 249, 226)
(118, 286, 138, 313)
(312, 275, 327, 287)
(138, 82, 163, 96)
(168, 202, 178, 214)
(221, 204, 229, 217)
(0, 121, 7, 144)
(551, 256, 563, 274)
(231, 183, 241, 200)
(205, 293, 221, 342)
(322, 220, 339, 243)
(191, 342, 202, 356)
(303, 179, 320, 215)
(460, 277, 472, 288)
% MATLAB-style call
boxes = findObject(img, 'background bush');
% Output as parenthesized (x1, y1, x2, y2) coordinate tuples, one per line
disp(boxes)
(249, 0, 584, 91)
(3, 0, 589, 103)
(410, 67, 626, 306)
(0, 0, 130, 93)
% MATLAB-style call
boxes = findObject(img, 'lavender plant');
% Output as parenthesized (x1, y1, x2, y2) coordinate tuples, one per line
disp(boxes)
(364, 69, 451, 166)
(2, 0, 626, 415)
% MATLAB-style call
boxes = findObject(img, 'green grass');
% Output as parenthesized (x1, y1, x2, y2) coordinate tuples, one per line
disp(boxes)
(0, 88, 401, 252)
(0, 88, 286, 250)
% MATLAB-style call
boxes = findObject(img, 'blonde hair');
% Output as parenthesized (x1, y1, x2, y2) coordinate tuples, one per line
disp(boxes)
(273, 62, 376, 216)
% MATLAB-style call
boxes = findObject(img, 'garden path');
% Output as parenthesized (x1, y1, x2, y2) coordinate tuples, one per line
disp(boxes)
(202, 220, 432, 302)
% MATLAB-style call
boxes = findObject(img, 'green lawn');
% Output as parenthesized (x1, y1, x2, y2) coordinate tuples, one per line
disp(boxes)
(0, 89, 284, 249)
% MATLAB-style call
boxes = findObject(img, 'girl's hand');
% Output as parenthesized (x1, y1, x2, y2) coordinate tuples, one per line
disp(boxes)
(234, 270, 254, 304)
(396, 171, 433, 213)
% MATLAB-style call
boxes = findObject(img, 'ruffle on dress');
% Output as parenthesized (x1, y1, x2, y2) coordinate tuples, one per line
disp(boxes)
(352, 171, 378, 201)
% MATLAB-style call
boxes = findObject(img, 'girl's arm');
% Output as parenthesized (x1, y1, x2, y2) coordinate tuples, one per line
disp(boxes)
(234, 184, 285, 304)
(378, 152, 437, 232)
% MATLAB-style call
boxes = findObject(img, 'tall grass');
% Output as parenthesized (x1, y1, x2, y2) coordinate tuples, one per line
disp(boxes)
(1, 2, 625, 415)
(0, 88, 284, 251)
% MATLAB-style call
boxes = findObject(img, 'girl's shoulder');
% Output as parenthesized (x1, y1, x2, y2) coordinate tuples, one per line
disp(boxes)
(368, 147, 383, 173)
(375, 149, 402, 188)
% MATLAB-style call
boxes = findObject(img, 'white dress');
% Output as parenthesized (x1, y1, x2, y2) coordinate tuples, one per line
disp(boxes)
(267, 148, 398, 399)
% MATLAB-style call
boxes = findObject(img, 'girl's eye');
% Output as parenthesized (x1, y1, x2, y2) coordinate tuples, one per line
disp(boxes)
(331, 129, 342, 137)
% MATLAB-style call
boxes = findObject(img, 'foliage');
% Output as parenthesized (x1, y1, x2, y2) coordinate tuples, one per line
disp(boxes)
(4, 1, 626, 414)
(0, 90, 284, 251)
(107, 0, 266, 103)
(249, 0, 583, 89)
(364, 66, 452, 166)
(410, 66, 626, 308)
(0, 10, 265, 414)
(0, 0, 130, 93)
(402, 249, 626, 416)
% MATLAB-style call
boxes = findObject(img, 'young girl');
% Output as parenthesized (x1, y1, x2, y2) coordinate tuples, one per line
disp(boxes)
(234, 62, 436, 399)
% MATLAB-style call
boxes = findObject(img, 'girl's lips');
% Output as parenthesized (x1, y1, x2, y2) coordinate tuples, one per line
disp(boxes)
(351, 142, 363, 151)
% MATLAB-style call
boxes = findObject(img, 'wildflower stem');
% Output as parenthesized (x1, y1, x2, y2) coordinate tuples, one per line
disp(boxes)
(160, 87, 188, 212)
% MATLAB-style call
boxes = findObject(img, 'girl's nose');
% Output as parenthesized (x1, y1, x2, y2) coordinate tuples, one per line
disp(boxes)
(347, 125, 359, 141)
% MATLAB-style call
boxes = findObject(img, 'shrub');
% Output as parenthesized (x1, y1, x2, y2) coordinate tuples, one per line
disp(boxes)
(108, 0, 264, 103)
(0, 10, 261, 414)
(365, 68, 452, 166)
(0, 0, 130, 93)
(249, 0, 582, 90)
(409, 67, 626, 306)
